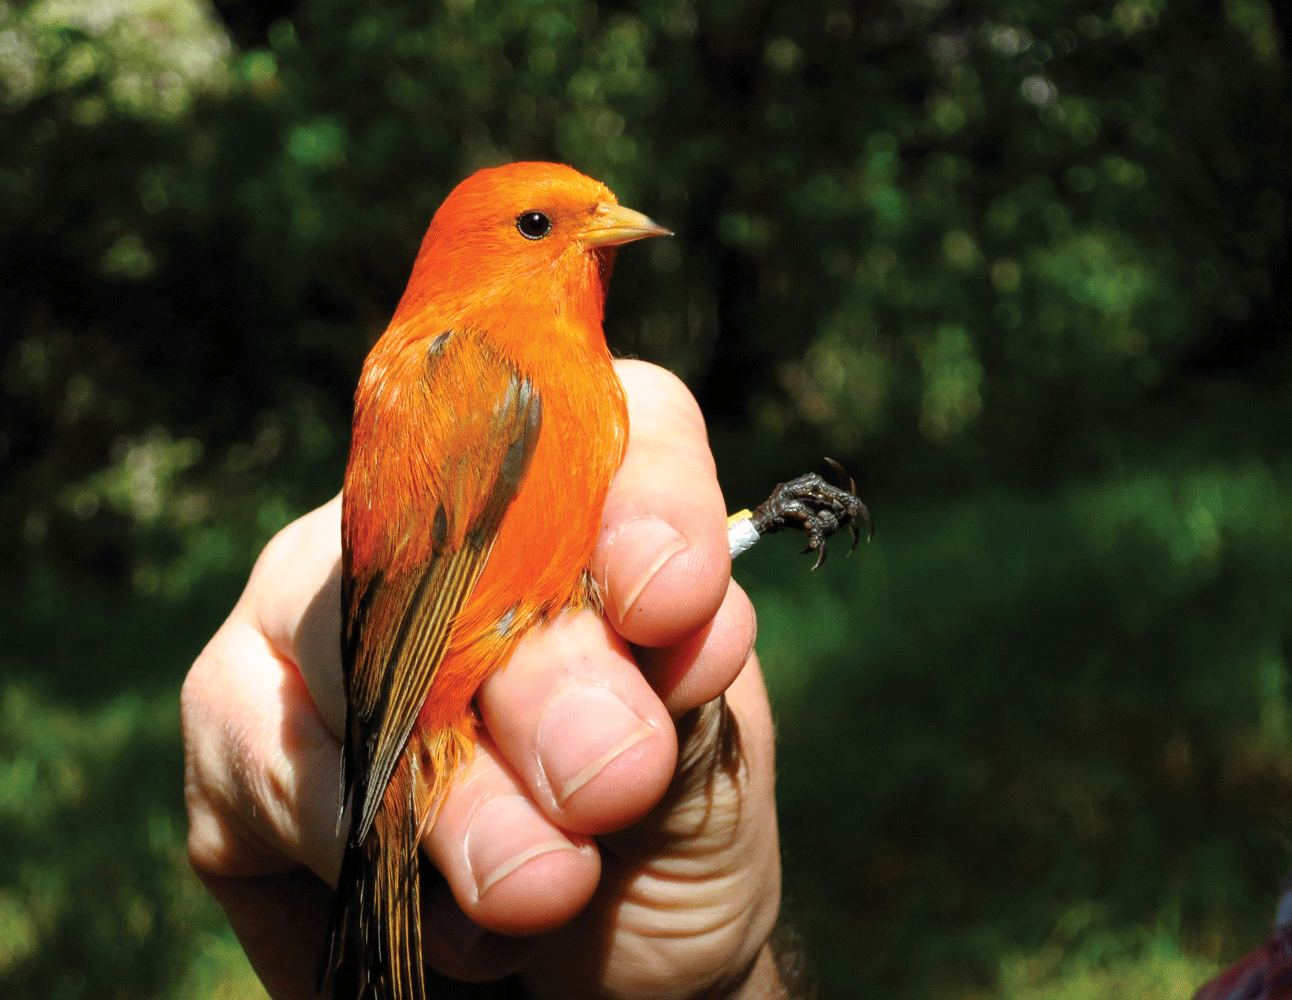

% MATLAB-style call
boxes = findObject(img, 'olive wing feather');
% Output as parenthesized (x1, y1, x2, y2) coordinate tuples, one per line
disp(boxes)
(338, 333, 542, 845)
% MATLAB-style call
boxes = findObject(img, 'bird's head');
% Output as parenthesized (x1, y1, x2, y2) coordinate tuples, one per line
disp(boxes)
(392, 162, 670, 344)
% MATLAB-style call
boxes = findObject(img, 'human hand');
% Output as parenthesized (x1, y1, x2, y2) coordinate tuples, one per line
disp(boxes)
(182, 360, 784, 999)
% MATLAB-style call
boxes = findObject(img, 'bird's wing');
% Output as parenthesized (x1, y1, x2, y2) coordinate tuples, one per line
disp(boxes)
(339, 330, 542, 844)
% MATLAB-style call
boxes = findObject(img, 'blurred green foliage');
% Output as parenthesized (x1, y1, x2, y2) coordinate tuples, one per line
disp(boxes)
(743, 389, 1292, 994)
(0, 0, 1289, 996)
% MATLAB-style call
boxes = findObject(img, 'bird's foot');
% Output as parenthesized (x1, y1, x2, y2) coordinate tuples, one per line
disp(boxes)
(747, 459, 872, 570)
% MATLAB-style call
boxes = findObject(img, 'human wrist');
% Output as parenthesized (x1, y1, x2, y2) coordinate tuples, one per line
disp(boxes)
(725, 943, 784, 1000)
(690, 928, 807, 1000)
(731, 923, 815, 1000)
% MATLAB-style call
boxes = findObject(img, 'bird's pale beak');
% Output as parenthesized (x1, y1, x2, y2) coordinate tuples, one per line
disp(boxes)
(577, 203, 672, 248)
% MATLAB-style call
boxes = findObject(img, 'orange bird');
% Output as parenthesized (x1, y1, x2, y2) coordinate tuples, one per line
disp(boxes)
(323, 163, 670, 998)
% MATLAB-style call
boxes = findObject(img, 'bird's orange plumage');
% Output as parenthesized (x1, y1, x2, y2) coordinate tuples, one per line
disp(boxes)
(326, 162, 667, 999)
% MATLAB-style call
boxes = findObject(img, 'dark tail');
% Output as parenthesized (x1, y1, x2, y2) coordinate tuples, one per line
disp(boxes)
(320, 764, 426, 1000)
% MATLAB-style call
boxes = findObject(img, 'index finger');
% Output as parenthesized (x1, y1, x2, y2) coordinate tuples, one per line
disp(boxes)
(591, 360, 731, 648)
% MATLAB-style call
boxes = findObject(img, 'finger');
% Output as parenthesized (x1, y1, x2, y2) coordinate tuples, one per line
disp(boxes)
(420, 733, 600, 955)
(420, 878, 540, 984)
(182, 532, 346, 888)
(198, 868, 334, 1000)
(476, 610, 678, 835)
(521, 654, 782, 1000)
(594, 360, 730, 648)
(253, 494, 346, 740)
(635, 577, 757, 716)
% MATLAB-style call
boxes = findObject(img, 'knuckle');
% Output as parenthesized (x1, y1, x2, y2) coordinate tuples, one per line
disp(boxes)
(246, 515, 303, 589)
(181, 651, 301, 870)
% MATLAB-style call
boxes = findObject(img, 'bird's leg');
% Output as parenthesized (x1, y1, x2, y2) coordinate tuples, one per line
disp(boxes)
(727, 459, 872, 568)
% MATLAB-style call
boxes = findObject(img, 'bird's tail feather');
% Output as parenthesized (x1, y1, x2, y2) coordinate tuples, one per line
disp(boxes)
(321, 722, 476, 1000)
(322, 754, 426, 1000)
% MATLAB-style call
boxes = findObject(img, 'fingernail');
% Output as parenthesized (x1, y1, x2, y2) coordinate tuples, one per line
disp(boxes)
(538, 686, 655, 805)
(465, 795, 578, 898)
(604, 516, 687, 622)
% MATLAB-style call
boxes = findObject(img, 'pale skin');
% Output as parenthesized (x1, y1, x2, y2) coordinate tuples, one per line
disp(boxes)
(182, 361, 786, 1000)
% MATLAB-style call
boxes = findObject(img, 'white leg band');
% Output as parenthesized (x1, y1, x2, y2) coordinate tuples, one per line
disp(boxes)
(727, 516, 760, 558)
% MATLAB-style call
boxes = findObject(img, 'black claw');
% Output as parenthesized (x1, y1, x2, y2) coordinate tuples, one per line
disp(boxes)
(746, 460, 872, 568)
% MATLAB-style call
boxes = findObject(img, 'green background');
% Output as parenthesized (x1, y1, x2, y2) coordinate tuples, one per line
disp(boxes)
(2, 0, 1290, 996)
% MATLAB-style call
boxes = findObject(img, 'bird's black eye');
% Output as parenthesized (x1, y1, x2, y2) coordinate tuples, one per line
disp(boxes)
(517, 211, 551, 240)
